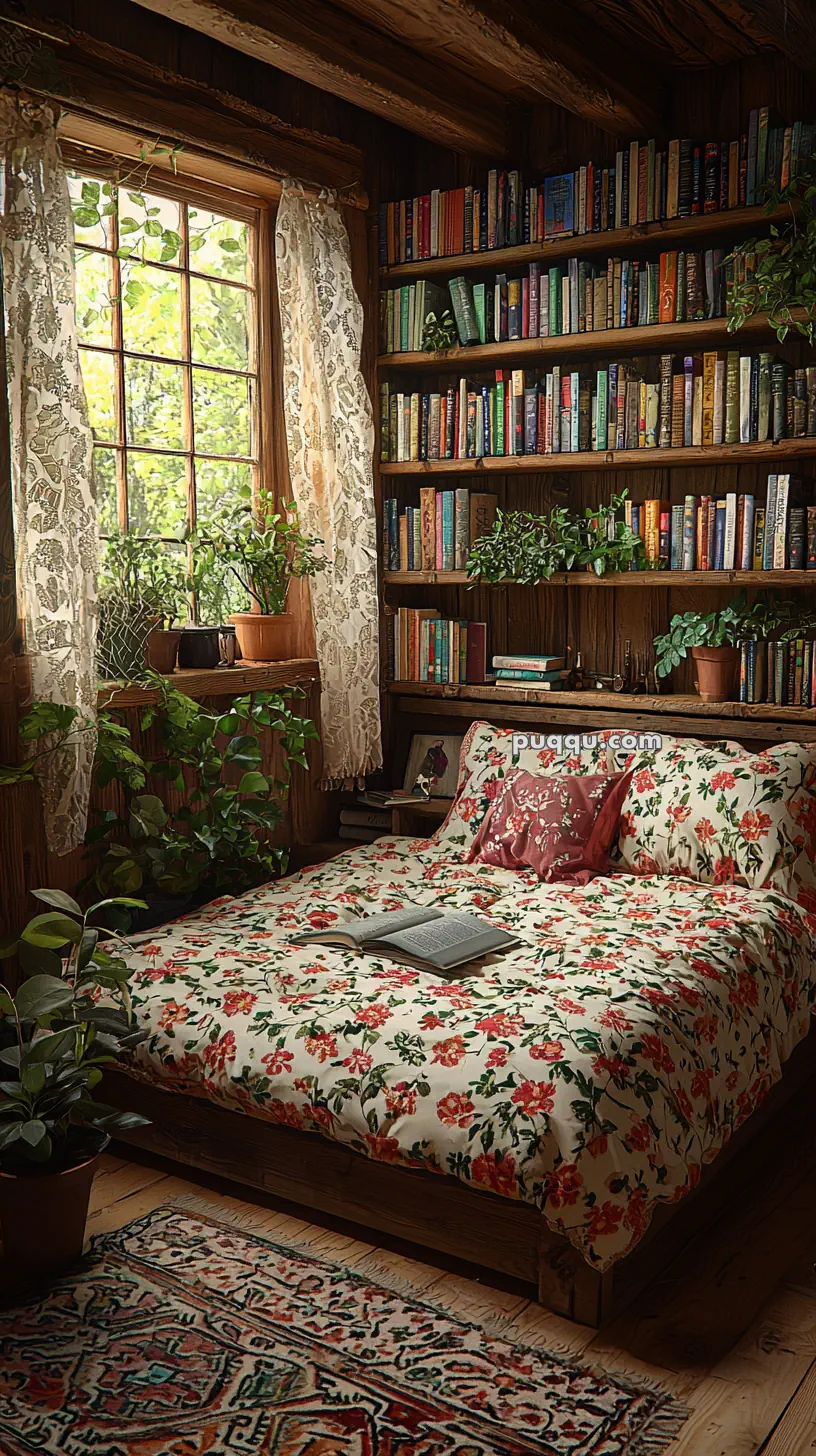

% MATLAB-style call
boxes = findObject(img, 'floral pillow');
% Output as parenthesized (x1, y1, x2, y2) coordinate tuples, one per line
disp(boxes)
(467, 768, 632, 883)
(612, 736, 816, 909)
(434, 720, 610, 854)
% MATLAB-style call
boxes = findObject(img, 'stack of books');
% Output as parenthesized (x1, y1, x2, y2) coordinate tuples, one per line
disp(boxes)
(383, 489, 497, 572)
(490, 653, 567, 688)
(380, 353, 816, 462)
(740, 639, 816, 705)
(379, 247, 728, 352)
(388, 609, 487, 683)
(379, 107, 815, 266)
(338, 807, 392, 843)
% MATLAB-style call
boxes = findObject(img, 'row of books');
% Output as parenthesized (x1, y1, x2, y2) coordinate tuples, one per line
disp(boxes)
(740, 639, 816, 706)
(380, 248, 730, 353)
(379, 108, 816, 265)
(627, 480, 815, 571)
(383, 490, 497, 573)
(388, 610, 487, 684)
(380, 355, 816, 462)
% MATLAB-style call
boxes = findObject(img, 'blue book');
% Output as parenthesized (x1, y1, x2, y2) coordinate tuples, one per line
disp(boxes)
(406, 507, 414, 570)
(670, 503, 683, 569)
(481, 385, 491, 456)
(495, 668, 563, 682)
(544, 174, 575, 237)
(441, 492, 455, 571)
(387, 499, 399, 570)
(631, 505, 641, 570)
(714, 499, 726, 569)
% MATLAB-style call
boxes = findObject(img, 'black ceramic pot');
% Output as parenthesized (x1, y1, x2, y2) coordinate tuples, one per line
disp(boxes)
(177, 626, 222, 669)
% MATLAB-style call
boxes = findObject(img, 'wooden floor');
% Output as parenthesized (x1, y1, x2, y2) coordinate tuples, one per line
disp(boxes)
(88, 1096, 816, 1456)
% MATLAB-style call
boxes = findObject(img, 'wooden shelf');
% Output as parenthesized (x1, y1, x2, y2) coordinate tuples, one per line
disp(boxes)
(378, 311, 793, 373)
(98, 658, 319, 708)
(386, 682, 816, 741)
(379, 205, 787, 284)
(381, 438, 816, 475)
(384, 568, 816, 588)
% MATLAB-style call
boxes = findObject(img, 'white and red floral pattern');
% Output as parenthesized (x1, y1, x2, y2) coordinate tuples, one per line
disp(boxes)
(435, 720, 611, 854)
(610, 736, 816, 910)
(121, 831, 816, 1271)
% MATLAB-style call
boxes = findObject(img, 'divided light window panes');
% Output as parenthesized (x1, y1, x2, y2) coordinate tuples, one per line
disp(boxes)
(69, 167, 260, 572)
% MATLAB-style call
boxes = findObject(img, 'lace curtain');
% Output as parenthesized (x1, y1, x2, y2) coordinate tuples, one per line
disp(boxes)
(275, 179, 382, 787)
(0, 94, 97, 853)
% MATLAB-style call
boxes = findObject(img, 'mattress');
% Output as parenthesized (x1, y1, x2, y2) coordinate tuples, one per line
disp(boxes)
(120, 835, 816, 1270)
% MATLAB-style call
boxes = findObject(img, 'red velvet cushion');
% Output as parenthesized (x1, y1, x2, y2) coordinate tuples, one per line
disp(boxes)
(466, 768, 632, 883)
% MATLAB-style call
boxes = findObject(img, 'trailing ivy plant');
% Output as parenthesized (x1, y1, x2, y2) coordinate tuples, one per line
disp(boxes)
(421, 309, 459, 352)
(726, 167, 816, 343)
(466, 493, 645, 583)
(653, 592, 816, 679)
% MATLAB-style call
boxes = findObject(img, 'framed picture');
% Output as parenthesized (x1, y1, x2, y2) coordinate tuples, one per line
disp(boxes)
(403, 733, 463, 799)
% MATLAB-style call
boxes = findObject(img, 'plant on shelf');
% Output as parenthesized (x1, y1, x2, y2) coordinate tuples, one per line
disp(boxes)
(98, 533, 190, 679)
(421, 309, 459, 353)
(726, 170, 816, 343)
(466, 493, 645, 584)
(199, 491, 324, 661)
(653, 593, 816, 702)
(0, 889, 149, 1281)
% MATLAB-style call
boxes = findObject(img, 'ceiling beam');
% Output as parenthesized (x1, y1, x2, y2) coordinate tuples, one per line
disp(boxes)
(335, 0, 665, 136)
(128, 0, 507, 156)
(711, 0, 816, 75)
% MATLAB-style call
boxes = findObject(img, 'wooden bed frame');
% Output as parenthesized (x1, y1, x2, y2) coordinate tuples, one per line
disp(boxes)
(106, 715, 816, 1326)
(105, 1028, 815, 1328)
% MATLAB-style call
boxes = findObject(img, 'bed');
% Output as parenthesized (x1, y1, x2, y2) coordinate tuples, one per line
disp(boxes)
(107, 724, 816, 1325)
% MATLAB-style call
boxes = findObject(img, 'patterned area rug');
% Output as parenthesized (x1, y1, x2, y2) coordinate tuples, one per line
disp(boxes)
(0, 1208, 687, 1454)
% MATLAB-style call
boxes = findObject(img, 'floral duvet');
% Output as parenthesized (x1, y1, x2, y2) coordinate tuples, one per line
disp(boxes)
(122, 835, 816, 1270)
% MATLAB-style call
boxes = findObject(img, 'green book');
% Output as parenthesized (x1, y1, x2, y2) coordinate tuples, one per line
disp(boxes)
(548, 267, 561, 336)
(399, 287, 410, 353)
(758, 352, 772, 442)
(495, 380, 505, 455)
(473, 282, 487, 344)
(595, 368, 608, 450)
(725, 351, 740, 445)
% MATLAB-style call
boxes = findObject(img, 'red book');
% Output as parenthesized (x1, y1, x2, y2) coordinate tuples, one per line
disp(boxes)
(536, 390, 547, 454)
(586, 163, 594, 231)
(537, 188, 544, 242)
(465, 622, 487, 684)
(522, 277, 529, 338)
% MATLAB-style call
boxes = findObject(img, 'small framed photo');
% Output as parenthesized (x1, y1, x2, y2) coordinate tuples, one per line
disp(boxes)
(403, 733, 463, 799)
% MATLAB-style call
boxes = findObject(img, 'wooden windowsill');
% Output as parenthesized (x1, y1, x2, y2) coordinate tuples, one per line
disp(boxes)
(98, 658, 319, 708)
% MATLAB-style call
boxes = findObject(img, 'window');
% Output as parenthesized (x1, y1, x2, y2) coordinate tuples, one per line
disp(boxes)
(69, 162, 261, 576)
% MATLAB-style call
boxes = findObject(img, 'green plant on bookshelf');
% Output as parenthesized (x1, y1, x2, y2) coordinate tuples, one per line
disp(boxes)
(421, 309, 458, 353)
(466, 493, 645, 584)
(653, 592, 816, 700)
(726, 173, 816, 344)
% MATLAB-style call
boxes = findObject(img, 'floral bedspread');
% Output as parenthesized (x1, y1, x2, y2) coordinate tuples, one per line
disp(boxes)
(121, 836, 816, 1270)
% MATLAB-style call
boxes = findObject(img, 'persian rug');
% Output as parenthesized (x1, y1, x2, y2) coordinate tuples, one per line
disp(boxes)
(0, 1207, 687, 1455)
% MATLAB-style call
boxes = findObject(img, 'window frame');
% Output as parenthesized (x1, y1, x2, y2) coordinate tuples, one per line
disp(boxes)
(62, 138, 276, 547)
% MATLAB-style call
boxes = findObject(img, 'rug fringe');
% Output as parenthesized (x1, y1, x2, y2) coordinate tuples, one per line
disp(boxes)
(157, 1199, 688, 1454)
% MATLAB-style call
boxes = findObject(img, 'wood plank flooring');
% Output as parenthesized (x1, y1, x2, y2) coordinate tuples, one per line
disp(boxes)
(84, 1103, 816, 1456)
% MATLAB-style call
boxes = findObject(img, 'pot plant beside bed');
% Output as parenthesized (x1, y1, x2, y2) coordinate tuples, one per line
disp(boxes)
(201, 492, 324, 662)
(0, 890, 149, 1283)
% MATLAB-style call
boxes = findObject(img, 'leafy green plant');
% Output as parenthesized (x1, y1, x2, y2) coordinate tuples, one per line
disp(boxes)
(88, 677, 319, 897)
(653, 593, 816, 679)
(200, 493, 324, 616)
(421, 309, 459, 352)
(100, 533, 189, 627)
(466, 493, 645, 583)
(0, 703, 145, 792)
(726, 167, 816, 343)
(0, 890, 149, 1171)
(71, 142, 185, 269)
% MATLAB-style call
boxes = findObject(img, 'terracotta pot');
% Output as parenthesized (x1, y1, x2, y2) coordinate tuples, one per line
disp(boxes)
(177, 626, 222, 670)
(691, 644, 740, 703)
(229, 612, 293, 662)
(146, 627, 182, 674)
(0, 1146, 105, 1285)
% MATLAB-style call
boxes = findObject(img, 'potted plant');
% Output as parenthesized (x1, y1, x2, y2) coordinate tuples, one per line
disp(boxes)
(653, 594, 802, 702)
(97, 535, 188, 680)
(0, 889, 149, 1283)
(203, 493, 324, 662)
(179, 541, 234, 670)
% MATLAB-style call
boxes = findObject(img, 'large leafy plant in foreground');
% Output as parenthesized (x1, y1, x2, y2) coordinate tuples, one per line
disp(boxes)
(0, 892, 149, 1171)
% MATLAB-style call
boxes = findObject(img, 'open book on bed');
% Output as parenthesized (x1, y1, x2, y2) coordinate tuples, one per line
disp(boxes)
(291, 907, 520, 973)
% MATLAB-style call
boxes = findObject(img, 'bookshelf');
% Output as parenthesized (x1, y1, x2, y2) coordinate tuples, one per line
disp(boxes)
(378, 310, 804, 372)
(383, 569, 815, 588)
(375, 139, 816, 740)
(379, 204, 789, 284)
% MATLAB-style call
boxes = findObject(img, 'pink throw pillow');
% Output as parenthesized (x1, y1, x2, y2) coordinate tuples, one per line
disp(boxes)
(467, 769, 632, 883)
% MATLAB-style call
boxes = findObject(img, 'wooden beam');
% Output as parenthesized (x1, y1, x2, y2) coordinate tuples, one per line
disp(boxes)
(711, 0, 816, 75)
(128, 0, 506, 157)
(5, 13, 368, 201)
(335, 0, 664, 135)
